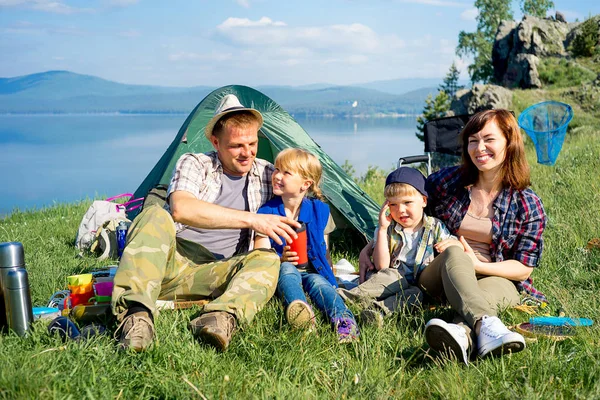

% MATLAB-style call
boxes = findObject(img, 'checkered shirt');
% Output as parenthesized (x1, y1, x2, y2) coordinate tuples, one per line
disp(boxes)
(167, 152, 274, 247)
(426, 166, 548, 302)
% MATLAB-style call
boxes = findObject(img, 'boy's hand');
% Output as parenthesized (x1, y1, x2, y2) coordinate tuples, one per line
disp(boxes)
(281, 245, 299, 265)
(434, 238, 463, 254)
(378, 201, 392, 229)
(359, 242, 375, 283)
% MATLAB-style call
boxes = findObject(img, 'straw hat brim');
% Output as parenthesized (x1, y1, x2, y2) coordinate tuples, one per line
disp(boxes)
(204, 107, 263, 140)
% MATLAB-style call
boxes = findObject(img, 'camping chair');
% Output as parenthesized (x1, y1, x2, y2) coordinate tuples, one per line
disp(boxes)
(398, 114, 471, 174)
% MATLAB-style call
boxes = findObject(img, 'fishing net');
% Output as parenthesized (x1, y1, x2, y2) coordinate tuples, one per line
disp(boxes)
(517, 101, 573, 165)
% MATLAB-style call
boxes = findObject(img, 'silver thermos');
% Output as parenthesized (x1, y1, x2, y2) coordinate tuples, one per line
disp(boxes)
(0, 242, 34, 336)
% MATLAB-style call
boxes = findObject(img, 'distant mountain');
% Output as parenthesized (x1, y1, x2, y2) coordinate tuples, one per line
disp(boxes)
(353, 77, 470, 95)
(0, 71, 437, 116)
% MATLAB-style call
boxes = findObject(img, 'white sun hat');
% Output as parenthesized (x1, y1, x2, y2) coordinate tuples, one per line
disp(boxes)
(204, 94, 263, 139)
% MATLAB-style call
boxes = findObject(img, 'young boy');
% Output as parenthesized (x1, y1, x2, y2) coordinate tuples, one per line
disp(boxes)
(337, 167, 459, 323)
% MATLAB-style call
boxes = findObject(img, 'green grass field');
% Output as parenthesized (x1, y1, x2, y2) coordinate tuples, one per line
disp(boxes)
(1, 84, 600, 399)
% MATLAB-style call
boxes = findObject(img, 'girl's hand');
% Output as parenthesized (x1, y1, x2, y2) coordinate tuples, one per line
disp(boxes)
(281, 245, 299, 265)
(459, 236, 481, 271)
(434, 238, 463, 254)
(378, 201, 392, 229)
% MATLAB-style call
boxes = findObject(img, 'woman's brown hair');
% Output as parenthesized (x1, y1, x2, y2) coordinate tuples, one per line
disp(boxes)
(460, 109, 531, 190)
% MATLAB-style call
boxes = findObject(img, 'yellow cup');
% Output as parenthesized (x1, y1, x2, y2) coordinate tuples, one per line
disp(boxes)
(67, 273, 93, 287)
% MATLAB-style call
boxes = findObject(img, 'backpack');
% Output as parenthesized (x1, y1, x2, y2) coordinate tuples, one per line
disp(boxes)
(75, 194, 142, 256)
(90, 219, 132, 260)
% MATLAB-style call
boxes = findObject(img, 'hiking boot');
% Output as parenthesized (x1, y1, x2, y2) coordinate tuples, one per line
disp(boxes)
(333, 317, 360, 343)
(115, 311, 155, 352)
(359, 309, 384, 328)
(477, 315, 525, 358)
(285, 300, 315, 330)
(189, 311, 237, 351)
(424, 318, 469, 365)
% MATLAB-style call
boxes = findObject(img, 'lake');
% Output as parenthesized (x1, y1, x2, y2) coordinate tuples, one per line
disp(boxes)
(0, 114, 422, 217)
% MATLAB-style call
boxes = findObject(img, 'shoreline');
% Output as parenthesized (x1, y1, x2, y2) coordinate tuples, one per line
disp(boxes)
(0, 112, 419, 118)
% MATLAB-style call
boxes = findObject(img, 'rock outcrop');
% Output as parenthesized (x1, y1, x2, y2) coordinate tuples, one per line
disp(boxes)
(492, 15, 571, 89)
(449, 84, 513, 115)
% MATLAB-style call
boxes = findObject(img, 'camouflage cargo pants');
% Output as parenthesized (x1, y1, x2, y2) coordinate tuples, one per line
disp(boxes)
(111, 206, 280, 324)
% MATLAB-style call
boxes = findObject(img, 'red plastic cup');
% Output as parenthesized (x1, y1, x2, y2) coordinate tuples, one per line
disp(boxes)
(287, 222, 308, 268)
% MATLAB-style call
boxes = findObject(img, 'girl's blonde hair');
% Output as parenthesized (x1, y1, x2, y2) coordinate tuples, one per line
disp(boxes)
(274, 148, 323, 199)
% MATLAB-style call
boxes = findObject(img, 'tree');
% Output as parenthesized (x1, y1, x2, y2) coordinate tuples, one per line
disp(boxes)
(570, 17, 600, 57)
(415, 91, 450, 142)
(520, 0, 554, 18)
(457, 0, 513, 83)
(439, 62, 464, 98)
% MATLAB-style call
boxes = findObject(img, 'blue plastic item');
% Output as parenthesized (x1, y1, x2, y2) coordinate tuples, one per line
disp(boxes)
(530, 316, 593, 327)
(517, 101, 573, 165)
(32, 306, 60, 321)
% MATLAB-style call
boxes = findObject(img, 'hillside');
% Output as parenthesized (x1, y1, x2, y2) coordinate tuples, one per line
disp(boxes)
(0, 71, 437, 116)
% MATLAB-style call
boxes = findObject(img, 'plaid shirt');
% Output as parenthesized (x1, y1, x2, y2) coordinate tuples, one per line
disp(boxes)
(426, 166, 547, 302)
(167, 152, 274, 249)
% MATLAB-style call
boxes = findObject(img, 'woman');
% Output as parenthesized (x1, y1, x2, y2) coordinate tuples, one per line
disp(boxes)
(360, 109, 547, 364)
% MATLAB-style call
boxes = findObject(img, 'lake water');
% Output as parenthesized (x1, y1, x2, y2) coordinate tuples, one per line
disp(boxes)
(0, 114, 422, 217)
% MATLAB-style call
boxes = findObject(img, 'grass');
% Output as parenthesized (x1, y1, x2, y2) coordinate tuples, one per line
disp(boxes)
(2, 82, 600, 400)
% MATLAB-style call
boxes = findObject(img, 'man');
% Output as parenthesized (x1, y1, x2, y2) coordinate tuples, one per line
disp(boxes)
(112, 94, 299, 351)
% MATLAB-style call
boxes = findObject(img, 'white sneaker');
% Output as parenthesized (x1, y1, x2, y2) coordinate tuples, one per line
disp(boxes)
(424, 318, 470, 365)
(477, 315, 525, 358)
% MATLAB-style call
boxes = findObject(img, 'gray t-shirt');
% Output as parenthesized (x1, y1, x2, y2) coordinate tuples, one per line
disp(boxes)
(391, 229, 424, 276)
(177, 173, 249, 259)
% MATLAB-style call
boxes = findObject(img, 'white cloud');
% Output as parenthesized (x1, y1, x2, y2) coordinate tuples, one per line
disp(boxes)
(235, 0, 250, 8)
(216, 17, 403, 55)
(218, 17, 286, 29)
(3, 20, 87, 35)
(439, 38, 455, 55)
(0, 0, 93, 14)
(398, 0, 469, 7)
(169, 51, 232, 62)
(119, 29, 141, 38)
(109, 0, 139, 5)
(460, 7, 478, 21)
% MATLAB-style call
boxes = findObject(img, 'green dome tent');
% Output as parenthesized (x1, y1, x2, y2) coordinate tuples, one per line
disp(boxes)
(130, 85, 380, 243)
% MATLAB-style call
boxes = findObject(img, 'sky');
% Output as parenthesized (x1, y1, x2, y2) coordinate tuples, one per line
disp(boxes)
(0, 0, 599, 87)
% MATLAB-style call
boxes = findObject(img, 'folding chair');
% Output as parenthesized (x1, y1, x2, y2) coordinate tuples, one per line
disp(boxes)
(398, 114, 471, 175)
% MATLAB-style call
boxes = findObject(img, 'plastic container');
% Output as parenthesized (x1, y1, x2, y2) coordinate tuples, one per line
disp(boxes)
(33, 307, 61, 321)
(70, 303, 112, 324)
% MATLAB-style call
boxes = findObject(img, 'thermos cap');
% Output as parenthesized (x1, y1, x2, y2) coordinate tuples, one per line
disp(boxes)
(0, 242, 25, 268)
(6, 268, 29, 289)
(295, 221, 306, 233)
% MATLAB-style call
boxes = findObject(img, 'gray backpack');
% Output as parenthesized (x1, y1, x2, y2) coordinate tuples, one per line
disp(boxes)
(75, 194, 142, 256)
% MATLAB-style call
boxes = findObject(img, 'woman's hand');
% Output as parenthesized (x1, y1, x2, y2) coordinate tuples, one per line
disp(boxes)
(459, 236, 482, 271)
(378, 201, 392, 230)
(359, 241, 375, 283)
(281, 245, 299, 265)
(434, 238, 463, 254)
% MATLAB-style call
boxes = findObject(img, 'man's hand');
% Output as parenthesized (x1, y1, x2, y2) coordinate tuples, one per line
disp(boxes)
(358, 241, 375, 283)
(250, 213, 300, 246)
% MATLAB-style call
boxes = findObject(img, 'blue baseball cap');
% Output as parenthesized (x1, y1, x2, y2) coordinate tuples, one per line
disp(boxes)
(385, 167, 427, 197)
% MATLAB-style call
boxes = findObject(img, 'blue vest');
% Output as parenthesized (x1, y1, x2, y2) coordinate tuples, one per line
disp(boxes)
(257, 196, 338, 287)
